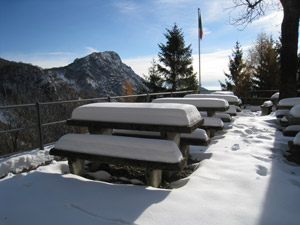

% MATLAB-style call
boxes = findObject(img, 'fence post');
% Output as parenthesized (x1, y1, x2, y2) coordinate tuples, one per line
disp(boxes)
(107, 95, 111, 102)
(146, 93, 150, 102)
(36, 102, 44, 150)
(170, 92, 173, 97)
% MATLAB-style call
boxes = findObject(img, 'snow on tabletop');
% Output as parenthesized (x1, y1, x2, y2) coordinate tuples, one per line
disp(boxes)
(152, 97, 229, 108)
(262, 100, 273, 107)
(211, 91, 234, 95)
(293, 132, 300, 145)
(71, 102, 201, 127)
(290, 105, 300, 117)
(1, 110, 300, 225)
(55, 134, 183, 163)
(180, 128, 208, 140)
(278, 97, 300, 107)
(184, 94, 239, 104)
(202, 117, 224, 127)
(271, 92, 279, 99)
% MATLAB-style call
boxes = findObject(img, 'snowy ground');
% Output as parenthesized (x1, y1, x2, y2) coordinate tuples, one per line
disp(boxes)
(1, 109, 300, 225)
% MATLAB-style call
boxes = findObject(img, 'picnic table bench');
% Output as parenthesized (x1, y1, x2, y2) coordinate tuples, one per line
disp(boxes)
(184, 93, 240, 106)
(152, 97, 227, 137)
(50, 102, 203, 187)
(283, 105, 300, 136)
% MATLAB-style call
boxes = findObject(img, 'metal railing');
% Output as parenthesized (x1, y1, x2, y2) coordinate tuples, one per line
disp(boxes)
(0, 90, 195, 157)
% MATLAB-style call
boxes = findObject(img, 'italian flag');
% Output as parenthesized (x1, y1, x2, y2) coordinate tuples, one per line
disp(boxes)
(198, 9, 203, 40)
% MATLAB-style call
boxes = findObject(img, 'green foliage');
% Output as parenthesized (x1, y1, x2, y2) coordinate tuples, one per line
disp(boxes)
(247, 33, 280, 92)
(156, 24, 197, 91)
(220, 41, 252, 97)
(144, 59, 166, 93)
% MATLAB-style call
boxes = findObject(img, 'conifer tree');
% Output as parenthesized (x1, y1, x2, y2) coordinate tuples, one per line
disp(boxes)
(157, 24, 197, 91)
(144, 59, 165, 93)
(220, 41, 252, 97)
(247, 33, 280, 94)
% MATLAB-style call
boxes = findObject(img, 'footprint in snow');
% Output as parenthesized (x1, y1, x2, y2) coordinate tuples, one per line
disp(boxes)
(256, 165, 268, 176)
(231, 144, 240, 151)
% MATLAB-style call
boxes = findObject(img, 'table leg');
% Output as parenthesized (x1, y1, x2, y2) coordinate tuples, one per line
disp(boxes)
(88, 128, 113, 171)
(145, 169, 162, 187)
(68, 157, 85, 176)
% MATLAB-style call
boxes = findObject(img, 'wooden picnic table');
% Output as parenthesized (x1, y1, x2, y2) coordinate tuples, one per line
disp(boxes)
(55, 102, 204, 187)
(152, 97, 229, 117)
(67, 102, 203, 143)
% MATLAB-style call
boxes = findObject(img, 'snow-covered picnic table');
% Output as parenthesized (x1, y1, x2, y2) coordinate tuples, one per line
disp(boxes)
(51, 102, 204, 187)
(152, 97, 229, 117)
(184, 93, 240, 105)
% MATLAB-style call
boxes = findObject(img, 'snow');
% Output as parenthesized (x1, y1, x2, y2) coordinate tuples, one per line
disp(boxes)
(184, 94, 240, 105)
(55, 134, 183, 163)
(1, 110, 300, 225)
(275, 109, 289, 118)
(180, 128, 208, 140)
(290, 105, 300, 117)
(278, 97, 300, 108)
(71, 102, 201, 127)
(224, 105, 237, 115)
(202, 117, 224, 127)
(284, 125, 300, 132)
(152, 97, 229, 108)
(211, 91, 234, 95)
(294, 132, 300, 145)
(271, 92, 279, 100)
(261, 100, 273, 107)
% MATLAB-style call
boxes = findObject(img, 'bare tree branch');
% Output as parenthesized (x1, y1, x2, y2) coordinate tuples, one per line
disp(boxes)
(225, 0, 281, 30)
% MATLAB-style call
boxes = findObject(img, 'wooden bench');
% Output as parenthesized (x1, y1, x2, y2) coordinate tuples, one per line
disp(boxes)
(50, 134, 185, 187)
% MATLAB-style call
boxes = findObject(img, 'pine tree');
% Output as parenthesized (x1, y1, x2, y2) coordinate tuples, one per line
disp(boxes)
(157, 24, 197, 91)
(220, 41, 252, 97)
(247, 33, 280, 95)
(144, 59, 166, 93)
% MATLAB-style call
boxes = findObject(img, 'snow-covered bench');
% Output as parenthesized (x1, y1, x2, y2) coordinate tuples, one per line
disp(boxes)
(113, 128, 210, 146)
(277, 97, 300, 110)
(283, 105, 300, 134)
(113, 128, 210, 164)
(184, 94, 240, 106)
(151, 98, 226, 137)
(152, 97, 229, 117)
(50, 134, 185, 187)
(199, 117, 224, 137)
(287, 132, 300, 164)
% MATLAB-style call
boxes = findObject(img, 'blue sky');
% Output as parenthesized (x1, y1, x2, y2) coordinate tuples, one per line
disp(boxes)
(0, 0, 286, 90)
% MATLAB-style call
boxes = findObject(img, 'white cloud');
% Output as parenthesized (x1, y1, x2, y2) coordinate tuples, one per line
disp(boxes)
(85, 46, 99, 54)
(112, 0, 139, 14)
(123, 49, 232, 90)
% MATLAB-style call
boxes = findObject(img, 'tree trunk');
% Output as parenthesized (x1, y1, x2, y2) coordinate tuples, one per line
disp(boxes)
(279, 0, 300, 99)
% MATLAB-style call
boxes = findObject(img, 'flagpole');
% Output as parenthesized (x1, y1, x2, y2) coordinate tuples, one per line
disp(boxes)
(198, 8, 201, 93)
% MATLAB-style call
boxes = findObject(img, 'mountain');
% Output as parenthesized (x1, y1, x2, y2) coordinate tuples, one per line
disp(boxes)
(0, 51, 147, 105)
(48, 51, 146, 98)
